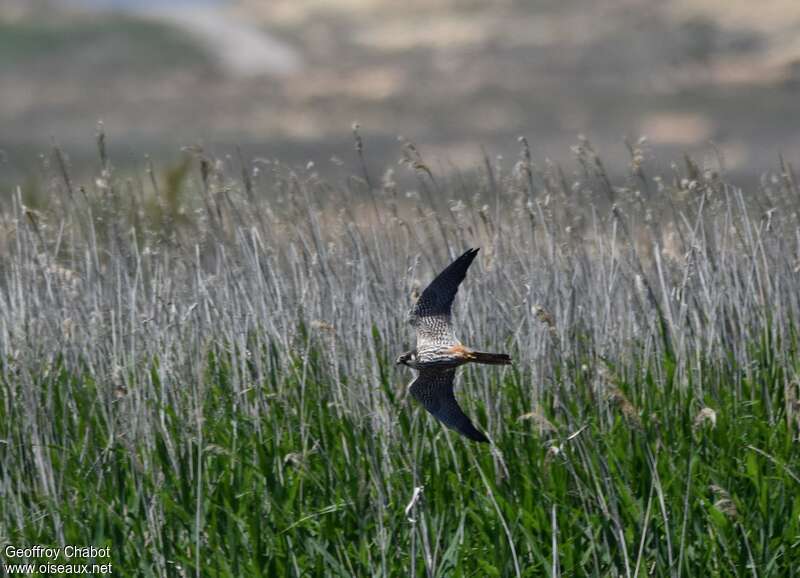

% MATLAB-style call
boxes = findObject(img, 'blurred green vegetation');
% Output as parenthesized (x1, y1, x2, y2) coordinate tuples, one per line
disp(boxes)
(0, 14, 209, 73)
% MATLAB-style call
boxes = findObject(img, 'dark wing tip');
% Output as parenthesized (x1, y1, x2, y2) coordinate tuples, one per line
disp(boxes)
(446, 247, 480, 278)
(463, 426, 489, 443)
(410, 248, 481, 324)
(443, 411, 490, 443)
(460, 247, 479, 263)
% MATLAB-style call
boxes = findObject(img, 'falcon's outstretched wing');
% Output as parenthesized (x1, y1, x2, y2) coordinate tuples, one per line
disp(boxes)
(409, 368, 488, 442)
(409, 248, 479, 347)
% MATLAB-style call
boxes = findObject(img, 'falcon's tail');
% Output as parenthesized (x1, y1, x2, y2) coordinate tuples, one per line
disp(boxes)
(470, 351, 512, 365)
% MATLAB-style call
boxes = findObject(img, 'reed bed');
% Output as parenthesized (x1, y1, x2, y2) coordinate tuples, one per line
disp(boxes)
(1, 133, 799, 576)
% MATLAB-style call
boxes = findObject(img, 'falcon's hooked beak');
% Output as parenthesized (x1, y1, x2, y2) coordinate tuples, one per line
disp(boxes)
(396, 351, 413, 366)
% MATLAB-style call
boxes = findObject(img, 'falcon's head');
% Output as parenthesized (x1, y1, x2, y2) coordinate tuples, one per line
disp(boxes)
(396, 350, 417, 366)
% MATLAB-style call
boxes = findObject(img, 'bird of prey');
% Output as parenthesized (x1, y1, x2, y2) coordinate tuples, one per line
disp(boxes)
(396, 248, 511, 442)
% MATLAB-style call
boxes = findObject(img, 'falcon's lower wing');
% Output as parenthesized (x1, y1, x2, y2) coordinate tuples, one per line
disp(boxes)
(409, 369, 489, 443)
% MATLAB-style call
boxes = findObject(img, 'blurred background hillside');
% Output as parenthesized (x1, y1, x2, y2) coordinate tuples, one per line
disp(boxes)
(2, 0, 800, 180)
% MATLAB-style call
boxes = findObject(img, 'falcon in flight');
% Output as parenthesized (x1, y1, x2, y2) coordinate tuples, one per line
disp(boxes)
(396, 248, 511, 442)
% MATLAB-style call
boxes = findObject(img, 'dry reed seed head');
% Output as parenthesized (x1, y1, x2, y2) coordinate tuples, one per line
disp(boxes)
(351, 123, 363, 153)
(283, 452, 307, 470)
(449, 199, 466, 213)
(410, 282, 420, 302)
(786, 379, 798, 402)
(95, 171, 111, 193)
(310, 320, 336, 334)
(545, 441, 562, 460)
(412, 160, 432, 177)
(595, 363, 610, 383)
(23, 205, 43, 227)
(693, 407, 717, 430)
(679, 178, 700, 193)
(381, 168, 396, 191)
(532, 304, 558, 338)
(606, 386, 643, 431)
(516, 409, 557, 435)
(541, 443, 563, 477)
(61, 318, 74, 341)
(709, 485, 738, 519)
(634, 274, 646, 297)
(517, 135, 531, 156)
